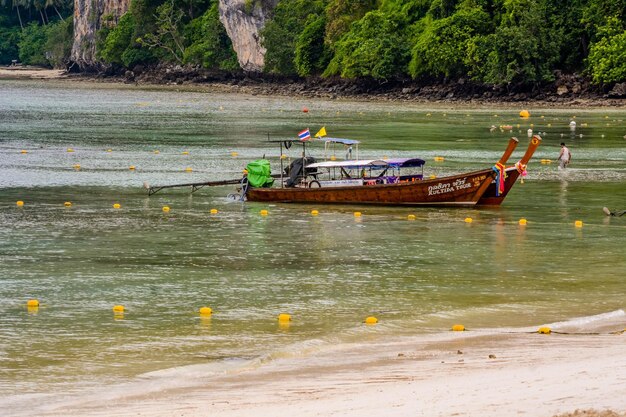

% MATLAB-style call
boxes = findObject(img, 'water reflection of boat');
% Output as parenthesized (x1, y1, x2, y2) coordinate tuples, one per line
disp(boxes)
(243, 136, 541, 207)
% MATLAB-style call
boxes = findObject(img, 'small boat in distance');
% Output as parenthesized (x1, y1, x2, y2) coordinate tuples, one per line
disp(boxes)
(241, 136, 542, 207)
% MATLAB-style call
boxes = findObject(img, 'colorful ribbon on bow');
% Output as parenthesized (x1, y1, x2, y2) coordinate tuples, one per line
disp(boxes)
(515, 161, 528, 184)
(492, 162, 506, 196)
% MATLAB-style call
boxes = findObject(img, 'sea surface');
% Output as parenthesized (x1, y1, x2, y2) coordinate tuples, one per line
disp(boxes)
(0, 80, 625, 410)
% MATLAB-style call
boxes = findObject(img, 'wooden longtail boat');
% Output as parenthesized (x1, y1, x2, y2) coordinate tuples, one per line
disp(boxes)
(477, 135, 542, 206)
(244, 136, 537, 207)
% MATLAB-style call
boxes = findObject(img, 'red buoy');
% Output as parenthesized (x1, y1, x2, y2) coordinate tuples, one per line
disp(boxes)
(302, 107, 309, 113)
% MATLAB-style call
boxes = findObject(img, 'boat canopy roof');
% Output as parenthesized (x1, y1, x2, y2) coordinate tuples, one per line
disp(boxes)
(306, 157, 426, 170)
(316, 137, 360, 145)
(267, 137, 360, 145)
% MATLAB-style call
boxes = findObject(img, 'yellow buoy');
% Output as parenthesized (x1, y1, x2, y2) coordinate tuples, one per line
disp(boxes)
(538, 327, 551, 334)
(27, 299, 39, 307)
(434, 156, 445, 162)
(112, 305, 124, 313)
(407, 214, 416, 221)
(429, 174, 437, 179)
(67, 148, 74, 153)
(106, 149, 112, 152)
(64, 201, 72, 207)
(330, 155, 337, 161)
(231, 151, 238, 157)
(16, 200, 24, 207)
(365, 316, 378, 325)
(278, 313, 291, 322)
(20, 150, 28, 154)
(185, 167, 192, 172)
(210, 208, 218, 214)
(182, 151, 189, 155)
(311, 210, 319, 216)
(73, 164, 81, 170)
(162, 206, 170, 212)
(464, 217, 473, 223)
(113, 203, 121, 209)
(280, 154, 287, 159)
(354, 212, 362, 217)
(199, 306, 212, 316)
(452, 324, 465, 331)
(519, 110, 530, 118)
(575, 220, 583, 228)
(519, 218, 527, 226)
(260, 209, 268, 216)
(154, 150, 160, 154)
(129, 166, 135, 170)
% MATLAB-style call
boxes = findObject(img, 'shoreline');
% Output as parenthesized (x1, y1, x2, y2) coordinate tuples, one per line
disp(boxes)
(2, 66, 626, 108)
(6, 315, 625, 417)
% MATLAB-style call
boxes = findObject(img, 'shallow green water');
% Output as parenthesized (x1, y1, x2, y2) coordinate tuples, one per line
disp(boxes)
(0, 80, 625, 403)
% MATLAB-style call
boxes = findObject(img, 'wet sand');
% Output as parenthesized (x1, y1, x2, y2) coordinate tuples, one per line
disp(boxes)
(26, 322, 626, 417)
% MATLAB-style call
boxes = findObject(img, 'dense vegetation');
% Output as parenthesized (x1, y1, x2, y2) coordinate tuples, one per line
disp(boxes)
(0, 0, 73, 66)
(1, 0, 626, 86)
(95, 0, 238, 71)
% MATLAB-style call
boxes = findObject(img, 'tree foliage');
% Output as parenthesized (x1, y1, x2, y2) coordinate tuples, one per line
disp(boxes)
(261, 0, 326, 75)
(18, 21, 49, 65)
(183, 2, 238, 70)
(464, 0, 562, 85)
(410, 5, 491, 78)
(5, 0, 626, 85)
(324, 10, 410, 80)
(0, 22, 20, 64)
(586, 16, 626, 84)
(294, 14, 330, 76)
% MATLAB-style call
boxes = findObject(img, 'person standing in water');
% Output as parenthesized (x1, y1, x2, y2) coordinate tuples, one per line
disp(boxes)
(558, 142, 571, 169)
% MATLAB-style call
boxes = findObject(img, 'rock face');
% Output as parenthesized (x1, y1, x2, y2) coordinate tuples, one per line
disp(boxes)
(218, 0, 278, 72)
(71, 0, 130, 70)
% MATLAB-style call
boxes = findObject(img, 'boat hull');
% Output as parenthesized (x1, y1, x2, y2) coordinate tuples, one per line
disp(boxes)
(478, 135, 542, 206)
(477, 168, 521, 206)
(246, 169, 494, 206)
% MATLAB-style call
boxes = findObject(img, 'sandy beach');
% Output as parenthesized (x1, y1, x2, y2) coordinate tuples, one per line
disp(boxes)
(0, 66, 65, 80)
(17, 316, 624, 417)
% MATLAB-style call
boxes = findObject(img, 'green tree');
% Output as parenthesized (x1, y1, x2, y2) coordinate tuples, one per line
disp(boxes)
(44, 16, 72, 67)
(98, 12, 135, 66)
(294, 14, 330, 76)
(138, 0, 187, 63)
(410, 5, 491, 78)
(261, 0, 326, 75)
(586, 16, 626, 84)
(324, 0, 376, 46)
(0, 24, 21, 64)
(183, 1, 238, 70)
(324, 10, 410, 80)
(18, 21, 49, 65)
(466, 0, 561, 85)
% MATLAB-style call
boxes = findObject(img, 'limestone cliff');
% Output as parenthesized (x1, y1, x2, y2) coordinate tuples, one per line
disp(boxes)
(71, 0, 275, 72)
(71, 0, 130, 70)
(218, 0, 278, 72)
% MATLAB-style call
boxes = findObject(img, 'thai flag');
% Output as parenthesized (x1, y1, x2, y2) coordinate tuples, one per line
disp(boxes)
(298, 128, 311, 141)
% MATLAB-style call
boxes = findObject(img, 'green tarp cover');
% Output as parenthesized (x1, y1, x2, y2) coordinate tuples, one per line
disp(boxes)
(246, 160, 274, 188)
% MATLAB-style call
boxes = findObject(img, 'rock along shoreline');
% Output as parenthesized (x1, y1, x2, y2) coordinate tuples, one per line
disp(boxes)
(3, 64, 626, 107)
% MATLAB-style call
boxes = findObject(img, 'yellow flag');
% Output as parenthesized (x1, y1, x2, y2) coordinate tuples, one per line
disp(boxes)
(315, 126, 327, 138)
